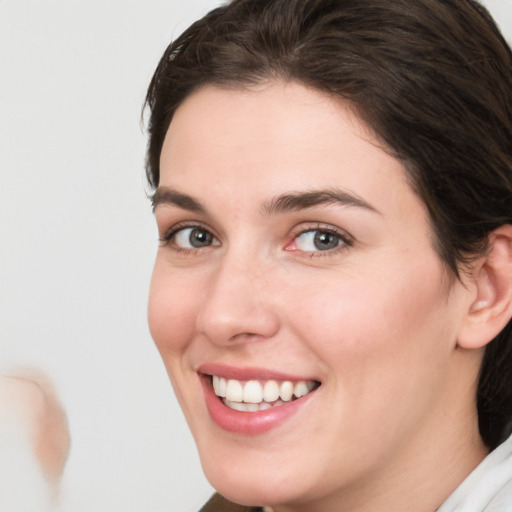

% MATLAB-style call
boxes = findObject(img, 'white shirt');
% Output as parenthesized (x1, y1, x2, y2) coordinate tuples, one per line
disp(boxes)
(439, 433, 512, 512)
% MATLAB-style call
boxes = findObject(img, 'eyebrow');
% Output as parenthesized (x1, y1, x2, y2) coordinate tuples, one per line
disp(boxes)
(151, 186, 379, 216)
(151, 187, 207, 214)
(262, 188, 380, 216)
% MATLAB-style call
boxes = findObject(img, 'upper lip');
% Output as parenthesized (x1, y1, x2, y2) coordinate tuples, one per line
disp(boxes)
(197, 363, 320, 383)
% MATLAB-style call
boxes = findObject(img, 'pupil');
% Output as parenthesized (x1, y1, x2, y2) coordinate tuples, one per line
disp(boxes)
(190, 229, 212, 247)
(314, 231, 338, 250)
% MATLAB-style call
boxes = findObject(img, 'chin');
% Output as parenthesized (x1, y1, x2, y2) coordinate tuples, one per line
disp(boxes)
(206, 471, 291, 508)
(199, 445, 316, 509)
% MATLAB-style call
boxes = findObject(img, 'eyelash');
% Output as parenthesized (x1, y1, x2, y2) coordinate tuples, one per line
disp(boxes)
(159, 222, 219, 253)
(287, 223, 354, 257)
(159, 222, 354, 256)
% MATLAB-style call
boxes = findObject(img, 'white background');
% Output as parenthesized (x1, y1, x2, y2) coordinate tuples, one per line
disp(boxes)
(1, 1, 511, 511)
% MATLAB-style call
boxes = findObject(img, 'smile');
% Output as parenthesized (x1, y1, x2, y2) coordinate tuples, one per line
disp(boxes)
(211, 375, 319, 413)
(199, 366, 321, 434)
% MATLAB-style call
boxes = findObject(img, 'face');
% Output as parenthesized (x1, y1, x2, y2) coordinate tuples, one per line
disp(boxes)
(149, 82, 477, 510)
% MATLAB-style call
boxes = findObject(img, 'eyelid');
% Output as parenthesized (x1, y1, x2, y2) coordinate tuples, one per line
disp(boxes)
(286, 222, 354, 254)
(159, 221, 220, 248)
(157, 219, 353, 257)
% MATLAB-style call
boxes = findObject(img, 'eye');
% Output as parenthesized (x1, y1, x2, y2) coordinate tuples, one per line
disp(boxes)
(295, 230, 342, 251)
(163, 226, 220, 249)
(286, 226, 352, 254)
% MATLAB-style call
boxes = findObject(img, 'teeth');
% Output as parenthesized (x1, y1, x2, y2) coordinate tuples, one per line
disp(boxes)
(263, 380, 280, 402)
(293, 381, 309, 398)
(279, 381, 293, 402)
(212, 376, 226, 397)
(219, 377, 227, 397)
(211, 375, 318, 409)
(224, 400, 273, 412)
(212, 376, 228, 397)
(223, 399, 286, 412)
(224, 399, 248, 412)
(225, 379, 243, 402)
(243, 380, 263, 403)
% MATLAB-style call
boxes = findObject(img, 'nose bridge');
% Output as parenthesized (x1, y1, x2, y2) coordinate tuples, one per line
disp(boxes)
(196, 246, 279, 344)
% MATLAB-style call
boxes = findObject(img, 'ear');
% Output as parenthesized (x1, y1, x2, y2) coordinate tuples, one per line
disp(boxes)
(457, 225, 512, 350)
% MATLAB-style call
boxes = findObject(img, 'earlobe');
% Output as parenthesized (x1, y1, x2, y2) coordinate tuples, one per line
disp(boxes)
(457, 225, 512, 350)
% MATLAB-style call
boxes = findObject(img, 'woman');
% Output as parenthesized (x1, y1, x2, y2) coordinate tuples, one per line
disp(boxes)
(144, 0, 512, 510)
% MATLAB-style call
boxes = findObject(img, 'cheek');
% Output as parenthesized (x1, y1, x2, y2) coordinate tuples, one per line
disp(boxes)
(147, 261, 200, 356)
(287, 257, 455, 390)
(280, 262, 458, 461)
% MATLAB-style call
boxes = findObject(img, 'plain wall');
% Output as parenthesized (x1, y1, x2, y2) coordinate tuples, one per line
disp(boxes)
(1, 1, 511, 511)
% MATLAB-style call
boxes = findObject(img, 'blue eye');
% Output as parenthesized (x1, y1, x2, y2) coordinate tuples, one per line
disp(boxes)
(172, 227, 220, 249)
(294, 230, 344, 252)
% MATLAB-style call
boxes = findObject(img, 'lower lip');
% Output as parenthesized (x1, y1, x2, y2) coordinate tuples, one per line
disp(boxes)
(201, 376, 316, 435)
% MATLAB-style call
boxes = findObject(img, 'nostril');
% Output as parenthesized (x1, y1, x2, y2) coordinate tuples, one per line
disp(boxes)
(228, 332, 266, 343)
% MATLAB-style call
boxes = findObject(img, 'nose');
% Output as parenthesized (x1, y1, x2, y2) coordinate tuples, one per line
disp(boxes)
(195, 253, 280, 345)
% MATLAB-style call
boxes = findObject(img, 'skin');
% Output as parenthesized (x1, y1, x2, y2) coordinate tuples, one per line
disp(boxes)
(148, 81, 489, 512)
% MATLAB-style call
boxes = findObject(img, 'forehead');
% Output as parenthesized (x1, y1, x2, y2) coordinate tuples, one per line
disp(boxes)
(164, 81, 378, 153)
(160, 82, 416, 212)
